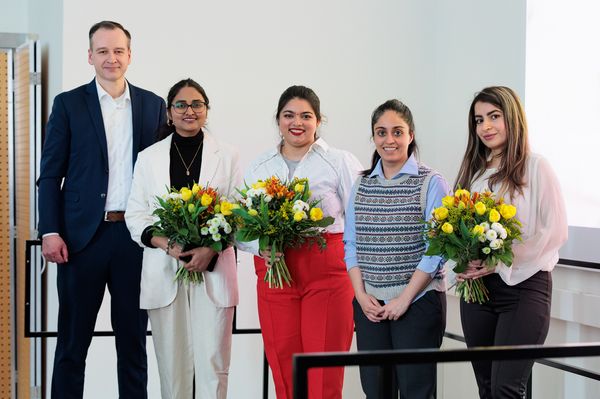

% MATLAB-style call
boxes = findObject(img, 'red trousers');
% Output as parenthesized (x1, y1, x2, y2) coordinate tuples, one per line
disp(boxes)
(254, 233, 354, 399)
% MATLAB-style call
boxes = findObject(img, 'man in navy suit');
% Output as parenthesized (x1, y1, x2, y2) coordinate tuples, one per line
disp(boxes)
(38, 21, 166, 399)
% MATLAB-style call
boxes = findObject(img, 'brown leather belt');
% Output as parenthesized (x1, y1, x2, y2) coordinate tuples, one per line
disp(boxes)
(103, 211, 126, 222)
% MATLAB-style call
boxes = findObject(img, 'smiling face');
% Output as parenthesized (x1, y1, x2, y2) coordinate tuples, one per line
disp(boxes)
(277, 98, 320, 152)
(168, 86, 208, 137)
(474, 101, 507, 158)
(88, 28, 131, 87)
(373, 110, 414, 174)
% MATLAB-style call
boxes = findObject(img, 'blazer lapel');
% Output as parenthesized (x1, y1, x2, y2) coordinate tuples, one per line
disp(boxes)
(198, 133, 220, 186)
(85, 80, 109, 169)
(155, 135, 173, 191)
(129, 82, 143, 165)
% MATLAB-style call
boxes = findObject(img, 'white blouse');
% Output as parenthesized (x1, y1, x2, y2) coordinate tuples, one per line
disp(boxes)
(471, 153, 568, 285)
(237, 138, 363, 255)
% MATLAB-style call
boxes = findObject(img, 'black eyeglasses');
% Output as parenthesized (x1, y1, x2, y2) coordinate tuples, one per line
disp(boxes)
(171, 100, 206, 114)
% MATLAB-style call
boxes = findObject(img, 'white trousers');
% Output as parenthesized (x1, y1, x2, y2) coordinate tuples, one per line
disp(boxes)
(148, 281, 234, 399)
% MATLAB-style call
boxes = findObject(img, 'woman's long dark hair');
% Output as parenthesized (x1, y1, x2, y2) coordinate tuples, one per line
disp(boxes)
(362, 99, 418, 176)
(156, 78, 210, 141)
(454, 86, 529, 198)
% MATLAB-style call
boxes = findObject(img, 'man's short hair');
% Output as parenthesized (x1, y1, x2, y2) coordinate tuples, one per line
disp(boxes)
(88, 21, 131, 49)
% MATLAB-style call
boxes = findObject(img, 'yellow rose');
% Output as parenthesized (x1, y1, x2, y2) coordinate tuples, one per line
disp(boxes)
(474, 201, 486, 215)
(454, 188, 470, 198)
(434, 207, 449, 221)
(294, 183, 305, 193)
(188, 203, 196, 213)
(441, 195, 455, 208)
(309, 207, 323, 221)
(252, 181, 266, 189)
(180, 187, 192, 201)
(220, 201, 234, 216)
(293, 211, 306, 222)
(191, 183, 200, 195)
(201, 193, 213, 207)
(248, 209, 258, 216)
(441, 222, 454, 234)
(489, 209, 501, 223)
(499, 204, 517, 219)
(472, 225, 484, 235)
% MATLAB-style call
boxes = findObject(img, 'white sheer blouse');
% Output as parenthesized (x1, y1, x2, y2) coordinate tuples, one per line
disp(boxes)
(471, 153, 568, 285)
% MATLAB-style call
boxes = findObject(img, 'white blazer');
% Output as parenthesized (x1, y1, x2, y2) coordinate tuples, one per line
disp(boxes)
(126, 132, 241, 310)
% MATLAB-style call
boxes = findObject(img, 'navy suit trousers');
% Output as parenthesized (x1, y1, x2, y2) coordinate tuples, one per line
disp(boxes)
(51, 221, 148, 399)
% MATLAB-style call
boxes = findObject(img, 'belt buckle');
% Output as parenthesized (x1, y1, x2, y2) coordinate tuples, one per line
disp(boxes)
(104, 211, 110, 222)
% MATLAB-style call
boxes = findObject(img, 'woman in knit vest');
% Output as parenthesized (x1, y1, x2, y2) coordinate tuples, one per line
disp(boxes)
(344, 99, 448, 398)
(455, 86, 567, 398)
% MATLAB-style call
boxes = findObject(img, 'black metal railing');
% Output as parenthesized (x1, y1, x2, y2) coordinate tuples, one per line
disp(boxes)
(292, 342, 600, 399)
(25, 240, 600, 399)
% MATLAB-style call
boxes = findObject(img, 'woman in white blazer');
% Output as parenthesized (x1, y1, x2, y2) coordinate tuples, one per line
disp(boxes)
(126, 79, 240, 399)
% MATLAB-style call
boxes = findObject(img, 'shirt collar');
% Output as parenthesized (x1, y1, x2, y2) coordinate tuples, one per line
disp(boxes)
(272, 137, 330, 157)
(369, 153, 418, 179)
(95, 78, 131, 104)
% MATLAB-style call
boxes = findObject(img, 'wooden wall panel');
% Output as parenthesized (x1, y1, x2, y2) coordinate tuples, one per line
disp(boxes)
(0, 50, 12, 399)
(14, 45, 31, 399)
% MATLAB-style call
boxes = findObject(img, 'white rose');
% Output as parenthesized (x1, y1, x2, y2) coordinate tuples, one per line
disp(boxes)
(480, 222, 490, 232)
(482, 247, 491, 254)
(208, 225, 219, 235)
(200, 227, 209, 236)
(485, 229, 498, 241)
(212, 233, 222, 241)
(499, 229, 507, 239)
(491, 222, 503, 233)
(489, 239, 503, 250)
(293, 200, 309, 212)
(478, 235, 486, 243)
(264, 195, 273, 203)
(223, 224, 232, 234)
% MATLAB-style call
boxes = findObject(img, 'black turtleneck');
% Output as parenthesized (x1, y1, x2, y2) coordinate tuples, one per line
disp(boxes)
(170, 130, 204, 189)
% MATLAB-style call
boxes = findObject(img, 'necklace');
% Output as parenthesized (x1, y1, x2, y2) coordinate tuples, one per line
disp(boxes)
(173, 141, 202, 176)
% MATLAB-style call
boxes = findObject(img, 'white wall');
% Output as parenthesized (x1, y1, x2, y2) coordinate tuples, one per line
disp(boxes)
(0, 0, 29, 33)
(5, 0, 599, 397)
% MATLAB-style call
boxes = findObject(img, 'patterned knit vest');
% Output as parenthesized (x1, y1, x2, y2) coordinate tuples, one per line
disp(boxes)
(354, 164, 444, 300)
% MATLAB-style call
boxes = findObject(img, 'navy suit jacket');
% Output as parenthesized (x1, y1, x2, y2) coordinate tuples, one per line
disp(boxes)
(38, 79, 166, 253)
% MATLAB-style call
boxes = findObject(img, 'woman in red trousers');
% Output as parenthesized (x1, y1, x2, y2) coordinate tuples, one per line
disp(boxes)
(238, 85, 363, 398)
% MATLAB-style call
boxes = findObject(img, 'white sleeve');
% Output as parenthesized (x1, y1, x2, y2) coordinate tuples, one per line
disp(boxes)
(125, 154, 155, 247)
(521, 156, 568, 263)
(337, 151, 364, 212)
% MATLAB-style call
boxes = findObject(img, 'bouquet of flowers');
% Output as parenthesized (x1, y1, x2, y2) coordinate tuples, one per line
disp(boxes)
(424, 189, 522, 303)
(233, 176, 334, 288)
(152, 183, 237, 284)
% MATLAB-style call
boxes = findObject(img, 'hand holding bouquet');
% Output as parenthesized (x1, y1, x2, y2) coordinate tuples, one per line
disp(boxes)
(424, 189, 522, 303)
(152, 183, 237, 284)
(233, 176, 334, 288)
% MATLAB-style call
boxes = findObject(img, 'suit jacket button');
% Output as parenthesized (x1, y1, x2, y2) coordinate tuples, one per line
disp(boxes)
(100, 193, 106, 198)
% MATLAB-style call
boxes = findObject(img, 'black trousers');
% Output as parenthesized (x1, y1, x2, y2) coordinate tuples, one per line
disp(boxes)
(460, 271, 552, 399)
(353, 290, 447, 399)
(51, 222, 148, 399)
